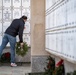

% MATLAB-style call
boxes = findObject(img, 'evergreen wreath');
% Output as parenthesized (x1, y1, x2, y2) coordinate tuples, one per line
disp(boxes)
(44, 56, 55, 75)
(0, 52, 11, 63)
(16, 42, 28, 57)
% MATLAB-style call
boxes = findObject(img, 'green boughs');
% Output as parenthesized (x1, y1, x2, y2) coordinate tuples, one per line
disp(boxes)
(53, 64, 64, 75)
(16, 42, 28, 57)
(44, 56, 64, 75)
(44, 56, 55, 75)
(53, 59, 64, 75)
(73, 71, 76, 75)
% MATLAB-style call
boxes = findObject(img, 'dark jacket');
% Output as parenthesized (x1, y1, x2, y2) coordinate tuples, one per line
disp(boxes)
(5, 18, 25, 43)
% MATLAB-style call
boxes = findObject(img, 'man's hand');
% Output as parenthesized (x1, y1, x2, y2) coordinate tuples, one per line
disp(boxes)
(20, 42, 24, 48)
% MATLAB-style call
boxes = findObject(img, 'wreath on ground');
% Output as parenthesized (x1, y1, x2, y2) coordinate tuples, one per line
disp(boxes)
(0, 52, 11, 63)
(44, 56, 55, 75)
(16, 42, 28, 57)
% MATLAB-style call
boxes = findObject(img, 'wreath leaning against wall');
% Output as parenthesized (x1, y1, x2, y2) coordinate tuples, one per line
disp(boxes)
(16, 42, 28, 57)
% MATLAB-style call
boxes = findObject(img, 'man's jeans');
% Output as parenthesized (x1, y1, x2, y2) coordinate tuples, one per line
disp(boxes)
(0, 34, 16, 63)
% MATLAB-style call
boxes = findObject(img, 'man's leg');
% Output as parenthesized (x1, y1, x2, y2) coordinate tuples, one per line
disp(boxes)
(0, 34, 8, 58)
(8, 35, 16, 63)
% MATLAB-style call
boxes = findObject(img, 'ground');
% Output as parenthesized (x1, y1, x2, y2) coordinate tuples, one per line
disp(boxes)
(0, 63, 31, 75)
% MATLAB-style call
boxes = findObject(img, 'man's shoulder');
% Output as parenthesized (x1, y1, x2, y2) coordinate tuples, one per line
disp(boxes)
(12, 19, 22, 23)
(13, 18, 20, 21)
(12, 18, 24, 24)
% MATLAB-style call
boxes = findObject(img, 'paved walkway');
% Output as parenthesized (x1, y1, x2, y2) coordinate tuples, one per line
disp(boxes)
(0, 63, 31, 75)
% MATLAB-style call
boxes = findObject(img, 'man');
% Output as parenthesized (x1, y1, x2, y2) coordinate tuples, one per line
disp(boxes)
(0, 15, 27, 67)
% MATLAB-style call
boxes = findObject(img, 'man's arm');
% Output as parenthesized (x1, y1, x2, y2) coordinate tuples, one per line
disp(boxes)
(18, 23, 24, 43)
